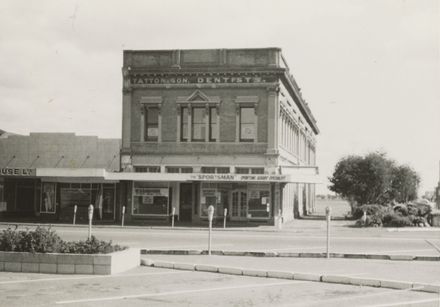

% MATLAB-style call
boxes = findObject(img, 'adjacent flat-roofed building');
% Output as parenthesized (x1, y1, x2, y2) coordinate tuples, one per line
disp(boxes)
(117, 48, 320, 225)
(0, 133, 120, 223)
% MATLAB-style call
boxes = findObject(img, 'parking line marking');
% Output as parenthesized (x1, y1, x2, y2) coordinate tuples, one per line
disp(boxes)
(55, 280, 300, 304)
(0, 271, 187, 285)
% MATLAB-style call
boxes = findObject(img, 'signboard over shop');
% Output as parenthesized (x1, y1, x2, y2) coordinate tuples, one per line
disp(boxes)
(130, 74, 276, 86)
(0, 168, 36, 177)
(188, 174, 288, 182)
(106, 170, 321, 184)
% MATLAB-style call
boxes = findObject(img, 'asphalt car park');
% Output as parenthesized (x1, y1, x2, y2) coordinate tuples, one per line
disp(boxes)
(0, 266, 438, 307)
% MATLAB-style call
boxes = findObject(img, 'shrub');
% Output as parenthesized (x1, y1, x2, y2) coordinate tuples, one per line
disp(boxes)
(59, 236, 124, 254)
(353, 204, 390, 220)
(17, 227, 63, 253)
(0, 227, 126, 254)
(382, 213, 413, 227)
(393, 205, 409, 216)
(0, 227, 22, 251)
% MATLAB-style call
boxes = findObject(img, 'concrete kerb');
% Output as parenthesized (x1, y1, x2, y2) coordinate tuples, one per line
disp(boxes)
(140, 249, 440, 262)
(140, 258, 440, 294)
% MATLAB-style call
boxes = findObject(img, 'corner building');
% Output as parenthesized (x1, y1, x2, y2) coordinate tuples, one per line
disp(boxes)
(118, 48, 320, 225)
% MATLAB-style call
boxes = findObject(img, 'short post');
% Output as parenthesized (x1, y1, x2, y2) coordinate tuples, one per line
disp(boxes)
(121, 206, 125, 227)
(223, 208, 227, 229)
(326, 206, 331, 259)
(73, 205, 77, 225)
(207, 205, 214, 255)
(88, 204, 94, 240)
(171, 207, 176, 228)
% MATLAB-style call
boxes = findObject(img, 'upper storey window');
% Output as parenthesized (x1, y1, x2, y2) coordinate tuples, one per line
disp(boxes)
(239, 107, 255, 142)
(235, 96, 258, 143)
(192, 107, 205, 141)
(140, 96, 162, 143)
(146, 107, 159, 142)
(176, 90, 221, 143)
(209, 107, 217, 142)
(181, 107, 189, 141)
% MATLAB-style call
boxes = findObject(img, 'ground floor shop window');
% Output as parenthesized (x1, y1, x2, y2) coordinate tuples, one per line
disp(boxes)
(133, 182, 169, 216)
(199, 182, 271, 220)
(58, 183, 116, 220)
(41, 183, 56, 214)
(247, 184, 270, 218)
(200, 183, 229, 218)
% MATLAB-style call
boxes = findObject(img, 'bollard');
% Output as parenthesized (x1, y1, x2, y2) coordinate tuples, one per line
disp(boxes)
(88, 204, 94, 240)
(73, 205, 77, 225)
(121, 206, 125, 227)
(171, 207, 176, 228)
(207, 205, 214, 255)
(223, 208, 228, 229)
(326, 206, 331, 259)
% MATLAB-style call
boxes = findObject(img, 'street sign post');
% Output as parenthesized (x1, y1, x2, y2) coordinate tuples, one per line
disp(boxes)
(326, 206, 331, 259)
(207, 205, 214, 255)
(88, 204, 94, 240)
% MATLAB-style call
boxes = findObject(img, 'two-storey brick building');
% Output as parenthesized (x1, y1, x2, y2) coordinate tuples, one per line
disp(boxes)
(115, 48, 320, 225)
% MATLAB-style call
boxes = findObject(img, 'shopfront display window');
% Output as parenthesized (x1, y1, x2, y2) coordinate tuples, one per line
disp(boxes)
(58, 183, 116, 220)
(133, 182, 169, 216)
(247, 184, 270, 219)
(41, 183, 56, 214)
(200, 183, 228, 218)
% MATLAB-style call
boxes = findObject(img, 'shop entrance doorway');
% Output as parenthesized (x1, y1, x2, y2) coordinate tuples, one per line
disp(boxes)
(231, 190, 247, 221)
(179, 183, 192, 222)
(16, 180, 35, 213)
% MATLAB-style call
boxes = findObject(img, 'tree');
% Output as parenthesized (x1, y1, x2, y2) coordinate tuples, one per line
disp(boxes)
(329, 152, 394, 207)
(329, 152, 420, 210)
(390, 165, 420, 203)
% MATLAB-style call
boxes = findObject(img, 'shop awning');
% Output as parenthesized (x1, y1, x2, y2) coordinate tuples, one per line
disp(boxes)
(280, 166, 322, 184)
(34, 167, 322, 184)
(36, 168, 106, 178)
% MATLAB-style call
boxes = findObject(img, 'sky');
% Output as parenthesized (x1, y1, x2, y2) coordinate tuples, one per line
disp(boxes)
(1, 0, 439, 195)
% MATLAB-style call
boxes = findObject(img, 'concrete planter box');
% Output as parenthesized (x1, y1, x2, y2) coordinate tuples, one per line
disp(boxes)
(0, 248, 140, 275)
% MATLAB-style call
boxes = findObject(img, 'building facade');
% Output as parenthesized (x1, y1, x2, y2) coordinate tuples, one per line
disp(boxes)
(0, 133, 120, 223)
(118, 48, 320, 225)
(0, 48, 321, 226)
